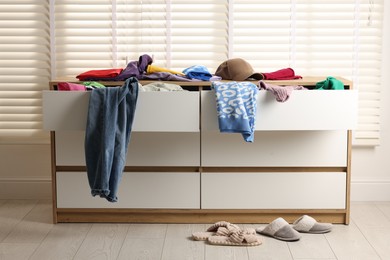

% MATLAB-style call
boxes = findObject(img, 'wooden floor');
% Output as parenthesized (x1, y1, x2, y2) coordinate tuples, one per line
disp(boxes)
(0, 200, 390, 259)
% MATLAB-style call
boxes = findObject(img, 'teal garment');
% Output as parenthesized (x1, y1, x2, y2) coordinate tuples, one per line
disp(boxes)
(82, 81, 106, 89)
(315, 77, 344, 90)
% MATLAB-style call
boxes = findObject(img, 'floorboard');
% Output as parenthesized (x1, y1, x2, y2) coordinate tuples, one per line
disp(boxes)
(161, 224, 205, 260)
(0, 200, 38, 242)
(29, 223, 91, 260)
(117, 224, 167, 260)
(0, 243, 38, 260)
(0, 201, 388, 260)
(73, 223, 129, 260)
(325, 220, 381, 260)
(3, 200, 53, 244)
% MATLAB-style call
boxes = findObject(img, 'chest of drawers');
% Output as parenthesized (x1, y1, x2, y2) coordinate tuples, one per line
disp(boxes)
(43, 77, 357, 224)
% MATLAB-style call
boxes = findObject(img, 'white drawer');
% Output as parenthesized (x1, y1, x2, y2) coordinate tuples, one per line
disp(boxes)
(201, 90, 358, 131)
(202, 131, 348, 167)
(126, 132, 200, 166)
(42, 91, 89, 131)
(43, 90, 199, 132)
(201, 172, 346, 209)
(56, 171, 200, 208)
(55, 131, 200, 166)
(133, 91, 199, 132)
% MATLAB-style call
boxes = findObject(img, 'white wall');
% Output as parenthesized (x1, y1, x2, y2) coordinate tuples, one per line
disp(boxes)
(0, 144, 51, 199)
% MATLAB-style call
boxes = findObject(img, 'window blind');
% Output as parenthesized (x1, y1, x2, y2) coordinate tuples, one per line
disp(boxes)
(54, 0, 229, 74)
(54, 0, 147, 75)
(232, 0, 383, 146)
(116, 0, 228, 72)
(295, 1, 383, 146)
(0, 0, 383, 145)
(0, 1, 50, 144)
(116, 0, 142, 68)
(168, 0, 228, 71)
(54, 0, 115, 77)
(351, 1, 382, 146)
(232, 1, 292, 70)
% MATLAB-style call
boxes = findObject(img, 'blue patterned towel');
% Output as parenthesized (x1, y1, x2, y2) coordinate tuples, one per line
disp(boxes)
(211, 81, 258, 142)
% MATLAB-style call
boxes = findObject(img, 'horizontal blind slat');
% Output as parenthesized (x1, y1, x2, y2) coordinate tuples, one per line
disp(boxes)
(0, 2, 49, 144)
(1, 1, 382, 145)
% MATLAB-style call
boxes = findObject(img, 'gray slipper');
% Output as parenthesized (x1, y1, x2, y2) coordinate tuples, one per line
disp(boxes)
(292, 215, 332, 234)
(256, 217, 301, 241)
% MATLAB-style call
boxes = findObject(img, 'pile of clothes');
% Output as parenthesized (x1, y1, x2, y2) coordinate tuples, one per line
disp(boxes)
(75, 54, 219, 82)
(74, 54, 305, 83)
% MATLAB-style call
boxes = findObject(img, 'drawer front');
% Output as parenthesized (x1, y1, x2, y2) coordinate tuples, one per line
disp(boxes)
(201, 90, 358, 131)
(202, 131, 347, 167)
(56, 171, 200, 208)
(55, 131, 200, 166)
(43, 91, 199, 132)
(201, 172, 346, 209)
(126, 132, 200, 166)
(133, 91, 199, 132)
(42, 91, 89, 131)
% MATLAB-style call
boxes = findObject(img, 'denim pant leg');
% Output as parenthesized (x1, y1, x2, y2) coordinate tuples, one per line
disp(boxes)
(85, 87, 118, 199)
(85, 77, 138, 202)
(105, 78, 138, 202)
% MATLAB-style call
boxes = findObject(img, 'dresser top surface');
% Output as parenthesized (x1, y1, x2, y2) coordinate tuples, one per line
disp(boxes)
(50, 76, 353, 89)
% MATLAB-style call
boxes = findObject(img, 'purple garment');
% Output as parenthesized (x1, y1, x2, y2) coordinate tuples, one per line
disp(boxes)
(115, 54, 153, 80)
(139, 72, 197, 82)
(82, 54, 153, 81)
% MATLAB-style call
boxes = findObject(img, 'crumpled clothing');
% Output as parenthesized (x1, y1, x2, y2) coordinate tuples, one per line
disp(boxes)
(262, 68, 302, 80)
(76, 68, 123, 81)
(183, 65, 213, 81)
(147, 65, 185, 76)
(57, 82, 86, 91)
(82, 81, 106, 89)
(139, 82, 185, 92)
(79, 54, 153, 81)
(114, 54, 154, 80)
(210, 75, 222, 81)
(315, 76, 344, 90)
(85, 77, 139, 202)
(139, 72, 195, 82)
(211, 81, 258, 142)
(78, 54, 199, 82)
(259, 81, 307, 102)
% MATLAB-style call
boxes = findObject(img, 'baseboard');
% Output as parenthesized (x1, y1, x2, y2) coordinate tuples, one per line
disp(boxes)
(351, 179, 390, 201)
(0, 177, 52, 200)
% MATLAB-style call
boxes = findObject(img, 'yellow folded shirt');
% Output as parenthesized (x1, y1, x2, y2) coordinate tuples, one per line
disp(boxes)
(146, 65, 185, 76)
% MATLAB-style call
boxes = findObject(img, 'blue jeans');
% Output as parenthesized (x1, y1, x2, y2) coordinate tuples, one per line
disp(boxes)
(85, 77, 139, 202)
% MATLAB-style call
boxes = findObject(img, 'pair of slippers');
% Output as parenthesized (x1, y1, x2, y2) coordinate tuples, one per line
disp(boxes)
(192, 221, 262, 246)
(256, 215, 332, 242)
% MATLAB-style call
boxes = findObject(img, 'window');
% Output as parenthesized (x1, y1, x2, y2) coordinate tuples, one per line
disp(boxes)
(0, 1, 50, 144)
(53, 0, 229, 73)
(232, 1, 383, 145)
(53, 0, 114, 77)
(0, 0, 383, 145)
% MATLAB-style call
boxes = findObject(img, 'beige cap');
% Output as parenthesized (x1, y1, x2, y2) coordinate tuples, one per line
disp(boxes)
(215, 58, 263, 81)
